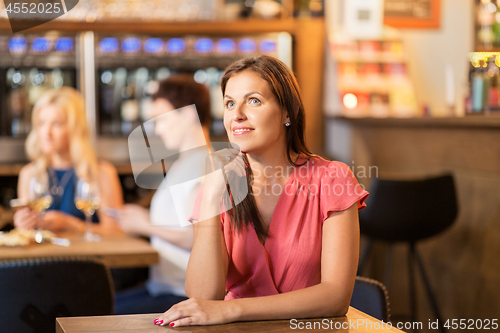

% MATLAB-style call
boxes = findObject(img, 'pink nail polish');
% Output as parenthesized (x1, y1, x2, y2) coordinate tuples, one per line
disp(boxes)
(154, 318, 159, 323)
(170, 322, 175, 327)
(158, 320, 163, 325)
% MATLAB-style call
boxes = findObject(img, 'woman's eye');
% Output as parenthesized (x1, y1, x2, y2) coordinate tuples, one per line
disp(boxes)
(226, 101, 235, 108)
(249, 98, 261, 105)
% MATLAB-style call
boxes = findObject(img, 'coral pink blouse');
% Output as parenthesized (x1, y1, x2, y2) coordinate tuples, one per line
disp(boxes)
(190, 155, 369, 300)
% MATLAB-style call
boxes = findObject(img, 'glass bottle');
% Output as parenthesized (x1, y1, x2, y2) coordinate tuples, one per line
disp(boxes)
(478, 0, 496, 49)
(493, 0, 500, 46)
(486, 56, 500, 111)
(472, 62, 486, 112)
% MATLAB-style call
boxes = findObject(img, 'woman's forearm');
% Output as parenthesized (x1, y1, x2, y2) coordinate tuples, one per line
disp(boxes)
(227, 282, 350, 322)
(90, 222, 123, 235)
(185, 183, 229, 299)
(146, 226, 193, 251)
(91, 213, 124, 235)
(185, 215, 228, 300)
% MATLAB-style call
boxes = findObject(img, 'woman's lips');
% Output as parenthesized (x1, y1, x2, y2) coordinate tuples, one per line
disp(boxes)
(232, 127, 254, 136)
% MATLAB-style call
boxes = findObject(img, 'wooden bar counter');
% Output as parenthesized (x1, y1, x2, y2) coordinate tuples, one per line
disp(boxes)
(326, 115, 500, 332)
(56, 307, 404, 333)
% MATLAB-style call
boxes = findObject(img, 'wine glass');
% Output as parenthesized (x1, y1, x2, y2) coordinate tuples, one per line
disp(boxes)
(74, 178, 101, 242)
(27, 175, 53, 243)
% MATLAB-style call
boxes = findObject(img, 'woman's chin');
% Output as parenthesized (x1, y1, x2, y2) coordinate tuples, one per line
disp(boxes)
(41, 146, 66, 156)
(41, 147, 55, 155)
(163, 141, 177, 151)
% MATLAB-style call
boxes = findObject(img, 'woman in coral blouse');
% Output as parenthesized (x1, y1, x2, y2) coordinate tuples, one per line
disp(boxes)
(154, 55, 369, 327)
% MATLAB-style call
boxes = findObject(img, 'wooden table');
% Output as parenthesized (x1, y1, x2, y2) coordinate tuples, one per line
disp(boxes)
(0, 234, 158, 268)
(56, 307, 405, 333)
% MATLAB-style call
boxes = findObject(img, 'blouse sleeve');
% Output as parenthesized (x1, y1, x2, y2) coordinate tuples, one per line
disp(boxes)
(320, 161, 369, 221)
(188, 184, 224, 231)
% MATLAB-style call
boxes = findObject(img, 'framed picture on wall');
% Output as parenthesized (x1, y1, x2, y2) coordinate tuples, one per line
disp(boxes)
(383, 0, 441, 29)
(344, 0, 384, 39)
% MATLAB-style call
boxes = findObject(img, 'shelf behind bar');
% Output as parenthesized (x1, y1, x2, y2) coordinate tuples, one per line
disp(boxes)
(0, 162, 134, 177)
(475, 46, 500, 52)
(0, 18, 300, 34)
(0, 17, 326, 152)
(330, 114, 500, 129)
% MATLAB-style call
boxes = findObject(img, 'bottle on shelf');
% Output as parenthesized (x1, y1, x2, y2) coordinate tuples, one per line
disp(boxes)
(469, 56, 500, 113)
(472, 62, 485, 112)
(486, 56, 500, 111)
(493, 1, 500, 46)
(471, 59, 495, 113)
(477, 0, 496, 49)
(120, 75, 140, 136)
(7, 68, 28, 137)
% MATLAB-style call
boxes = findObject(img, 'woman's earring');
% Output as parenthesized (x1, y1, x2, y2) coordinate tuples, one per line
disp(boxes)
(285, 122, 290, 127)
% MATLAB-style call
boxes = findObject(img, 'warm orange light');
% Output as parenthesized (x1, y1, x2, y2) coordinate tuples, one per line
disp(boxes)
(343, 93, 358, 109)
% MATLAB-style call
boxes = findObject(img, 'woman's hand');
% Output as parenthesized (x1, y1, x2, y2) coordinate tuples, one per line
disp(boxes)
(203, 148, 246, 198)
(116, 204, 151, 236)
(155, 298, 237, 327)
(40, 210, 83, 233)
(13, 207, 38, 230)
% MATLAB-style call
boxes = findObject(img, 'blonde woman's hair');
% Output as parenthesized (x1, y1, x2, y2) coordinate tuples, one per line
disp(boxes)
(25, 87, 98, 181)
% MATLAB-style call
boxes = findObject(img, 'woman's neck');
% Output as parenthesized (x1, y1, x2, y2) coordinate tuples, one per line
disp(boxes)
(247, 148, 299, 184)
(178, 126, 210, 159)
(49, 151, 73, 169)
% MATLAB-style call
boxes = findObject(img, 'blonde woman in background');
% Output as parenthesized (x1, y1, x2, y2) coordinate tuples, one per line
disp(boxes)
(13, 87, 123, 234)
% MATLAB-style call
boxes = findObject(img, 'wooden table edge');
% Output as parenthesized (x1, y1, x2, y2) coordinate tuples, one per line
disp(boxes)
(55, 307, 405, 333)
(0, 235, 159, 268)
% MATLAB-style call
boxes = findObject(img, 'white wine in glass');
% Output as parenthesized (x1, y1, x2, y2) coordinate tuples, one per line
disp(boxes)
(28, 196, 53, 213)
(74, 179, 101, 242)
(27, 175, 53, 243)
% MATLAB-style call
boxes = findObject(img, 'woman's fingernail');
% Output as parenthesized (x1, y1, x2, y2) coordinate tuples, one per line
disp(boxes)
(154, 318, 159, 323)
(158, 320, 163, 325)
(170, 322, 175, 327)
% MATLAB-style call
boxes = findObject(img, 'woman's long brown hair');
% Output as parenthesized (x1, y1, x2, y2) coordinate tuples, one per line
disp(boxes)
(220, 55, 313, 242)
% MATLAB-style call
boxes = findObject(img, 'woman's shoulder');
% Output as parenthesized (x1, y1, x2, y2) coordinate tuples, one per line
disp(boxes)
(97, 160, 117, 171)
(19, 162, 36, 179)
(295, 155, 352, 181)
(97, 160, 119, 178)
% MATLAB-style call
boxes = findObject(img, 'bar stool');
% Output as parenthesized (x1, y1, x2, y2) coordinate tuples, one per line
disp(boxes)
(0, 257, 114, 333)
(357, 174, 458, 333)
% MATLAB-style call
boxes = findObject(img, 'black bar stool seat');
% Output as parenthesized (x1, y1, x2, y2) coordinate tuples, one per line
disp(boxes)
(358, 174, 458, 333)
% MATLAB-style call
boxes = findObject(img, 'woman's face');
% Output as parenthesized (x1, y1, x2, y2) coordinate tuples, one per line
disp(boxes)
(223, 70, 288, 155)
(152, 98, 184, 150)
(37, 105, 70, 155)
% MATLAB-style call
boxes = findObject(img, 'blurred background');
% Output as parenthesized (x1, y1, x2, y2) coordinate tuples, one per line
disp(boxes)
(0, 1, 498, 331)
